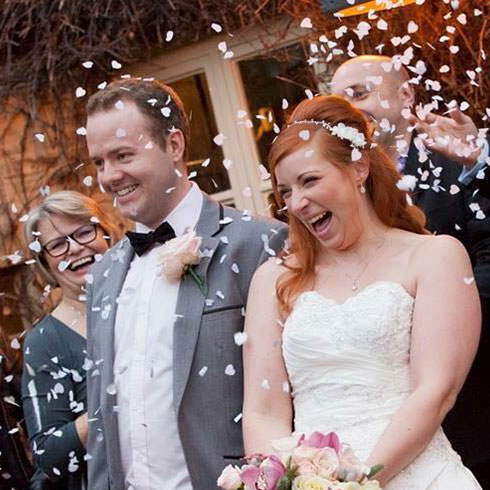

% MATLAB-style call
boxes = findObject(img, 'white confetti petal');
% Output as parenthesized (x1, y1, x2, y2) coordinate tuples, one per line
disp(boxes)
(165, 30, 174, 42)
(161, 107, 171, 117)
(76, 127, 87, 136)
(116, 128, 126, 138)
(377, 19, 388, 31)
(224, 364, 236, 376)
(299, 129, 310, 141)
(457, 13, 467, 25)
(98, 81, 108, 90)
(234, 332, 248, 346)
(111, 60, 122, 70)
(75, 87, 86, 98)
(10, 338, 21, 350)
(211, 23, 222, 33)
(106, 384, 117, 395)
(82, 61, 94, 69)
(213, 133, 226, 146)
(58, 261, 70, 272)
(463, 276, 474, 285)
(300, 17, 312, 29)
(351, 148, 362, 161)
(35, 133, 45, 143)
(198, 366, 208, 376)
(28, 240, 42, 253)
(407, 21, 418, 33)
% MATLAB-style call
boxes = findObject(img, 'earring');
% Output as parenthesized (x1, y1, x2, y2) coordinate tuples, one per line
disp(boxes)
(360, 184, 366, 194)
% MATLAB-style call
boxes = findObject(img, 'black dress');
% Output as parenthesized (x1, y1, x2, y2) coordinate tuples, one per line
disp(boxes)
(22, 315, 87, 490)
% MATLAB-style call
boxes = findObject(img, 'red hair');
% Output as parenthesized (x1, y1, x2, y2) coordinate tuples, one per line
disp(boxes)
(269, 95, 427, 315)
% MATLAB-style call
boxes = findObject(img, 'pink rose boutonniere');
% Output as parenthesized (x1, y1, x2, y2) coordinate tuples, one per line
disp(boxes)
(157, 231, 206, 295)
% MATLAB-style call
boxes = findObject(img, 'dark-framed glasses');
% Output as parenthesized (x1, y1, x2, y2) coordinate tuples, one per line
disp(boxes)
(42, 224, 99, 257)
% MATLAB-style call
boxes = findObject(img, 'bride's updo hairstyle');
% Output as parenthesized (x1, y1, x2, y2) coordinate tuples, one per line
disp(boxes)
(269, 95, 427, 315)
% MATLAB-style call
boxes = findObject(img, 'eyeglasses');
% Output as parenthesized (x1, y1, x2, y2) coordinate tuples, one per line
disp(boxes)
(42, 224, 99, 258)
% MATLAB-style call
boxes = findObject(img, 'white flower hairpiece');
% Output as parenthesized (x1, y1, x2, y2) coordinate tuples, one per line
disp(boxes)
(288, 119, 367, 149)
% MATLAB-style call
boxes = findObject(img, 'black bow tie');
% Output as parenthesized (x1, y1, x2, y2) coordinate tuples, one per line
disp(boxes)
(126, 221, 176, 256)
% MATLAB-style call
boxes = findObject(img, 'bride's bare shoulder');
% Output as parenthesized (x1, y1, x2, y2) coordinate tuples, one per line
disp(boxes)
(252, 255, 294, 287)
(393, 229, 469, 269)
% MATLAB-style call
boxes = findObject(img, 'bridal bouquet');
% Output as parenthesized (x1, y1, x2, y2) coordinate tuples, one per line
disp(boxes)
(217, 431, 383, 490)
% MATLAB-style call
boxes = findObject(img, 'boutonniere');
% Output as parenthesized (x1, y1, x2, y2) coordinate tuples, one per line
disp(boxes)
(156, 231, 206, 295)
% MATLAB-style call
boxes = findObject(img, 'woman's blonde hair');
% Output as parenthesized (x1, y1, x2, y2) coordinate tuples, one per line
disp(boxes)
(24, 191, 119, 285)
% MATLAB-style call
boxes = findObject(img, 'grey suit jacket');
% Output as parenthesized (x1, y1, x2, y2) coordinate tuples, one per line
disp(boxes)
(86, 193, 288, 490)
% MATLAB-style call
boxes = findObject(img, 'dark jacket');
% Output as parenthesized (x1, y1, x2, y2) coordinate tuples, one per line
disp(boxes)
(21, 315, 87, 490)
(405, 137, 490, 467)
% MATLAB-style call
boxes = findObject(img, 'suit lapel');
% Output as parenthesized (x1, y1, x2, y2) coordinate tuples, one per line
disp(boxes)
(100, 238, 134, 393)
(98, 237, 134, 477)
(173, 195, 221, 412)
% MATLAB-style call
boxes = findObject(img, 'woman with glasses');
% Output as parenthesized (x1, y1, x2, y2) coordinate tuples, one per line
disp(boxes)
(22, 190, 118, 490)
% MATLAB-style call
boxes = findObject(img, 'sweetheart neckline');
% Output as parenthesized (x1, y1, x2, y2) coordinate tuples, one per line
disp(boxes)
(298, 280, 415, 307)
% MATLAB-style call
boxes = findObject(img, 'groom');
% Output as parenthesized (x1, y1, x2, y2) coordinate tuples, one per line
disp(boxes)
(84, 79, 287, 490)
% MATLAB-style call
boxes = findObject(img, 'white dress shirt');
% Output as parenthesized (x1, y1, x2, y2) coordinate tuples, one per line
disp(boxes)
(114, 183, 203, 490)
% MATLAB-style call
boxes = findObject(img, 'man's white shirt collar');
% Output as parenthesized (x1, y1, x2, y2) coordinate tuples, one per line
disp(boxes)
(134, 182, 203, 237)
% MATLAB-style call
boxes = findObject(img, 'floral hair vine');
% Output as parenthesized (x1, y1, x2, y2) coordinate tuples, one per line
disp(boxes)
(288, 119, 367, 149)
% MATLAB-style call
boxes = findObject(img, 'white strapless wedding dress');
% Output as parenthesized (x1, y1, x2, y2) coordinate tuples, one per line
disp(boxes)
(283, 281, 481, 489)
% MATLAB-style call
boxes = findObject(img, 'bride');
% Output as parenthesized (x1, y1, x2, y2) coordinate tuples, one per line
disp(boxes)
(242, 95, 482, 488)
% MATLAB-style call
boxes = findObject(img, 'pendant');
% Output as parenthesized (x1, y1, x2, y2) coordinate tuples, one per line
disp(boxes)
(351, 284, 358, 291)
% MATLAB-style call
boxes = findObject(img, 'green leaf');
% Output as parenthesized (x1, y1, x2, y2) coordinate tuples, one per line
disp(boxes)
(276, 475, 293, 490)
(367, 464, 384, 479)
(187, 267, 207, 296)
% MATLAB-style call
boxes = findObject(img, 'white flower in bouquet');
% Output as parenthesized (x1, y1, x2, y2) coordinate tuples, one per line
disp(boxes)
(292, 474, 332, 490)
(271, 434, 302, 465)
(216, 464, 242, 490)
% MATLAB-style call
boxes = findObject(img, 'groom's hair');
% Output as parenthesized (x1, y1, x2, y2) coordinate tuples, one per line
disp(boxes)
(86, 78, 190, 159)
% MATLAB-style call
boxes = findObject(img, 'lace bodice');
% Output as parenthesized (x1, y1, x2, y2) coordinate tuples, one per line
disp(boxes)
(283, 281, 481, 490)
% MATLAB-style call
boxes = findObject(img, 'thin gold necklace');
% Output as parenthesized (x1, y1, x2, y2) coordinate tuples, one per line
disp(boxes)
(330, 235, 386, 292)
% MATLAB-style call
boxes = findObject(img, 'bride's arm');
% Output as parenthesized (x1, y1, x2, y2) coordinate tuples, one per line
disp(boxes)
(242, 259, 293, 455)
(365, 235, 481, 485)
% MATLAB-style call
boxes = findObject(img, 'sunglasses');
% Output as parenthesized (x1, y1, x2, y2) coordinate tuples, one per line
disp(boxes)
(42, 223, 99, 258)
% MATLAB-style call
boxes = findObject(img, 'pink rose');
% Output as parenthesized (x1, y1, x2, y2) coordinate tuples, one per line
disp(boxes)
(241, 455, 286, 490)
(312, 447, 340, 480)
(217, 464, 243, 490)
(157, 231, 202, 280)
(291, 444, 319, 465)
(296, 460, 317, 475)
